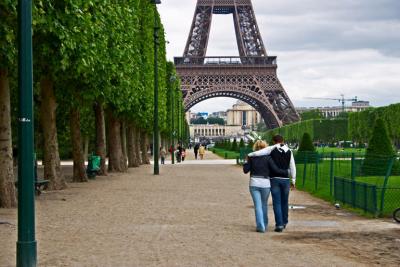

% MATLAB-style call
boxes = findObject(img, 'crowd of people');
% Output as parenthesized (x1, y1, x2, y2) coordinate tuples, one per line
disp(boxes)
(159, 143, 207, 164)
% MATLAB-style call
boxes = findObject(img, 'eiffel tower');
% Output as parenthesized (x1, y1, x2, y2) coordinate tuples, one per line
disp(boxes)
(174, 0, 299, 129)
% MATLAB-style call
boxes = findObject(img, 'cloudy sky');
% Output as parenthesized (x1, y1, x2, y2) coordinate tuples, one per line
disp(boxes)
(158, 0, 400, 113)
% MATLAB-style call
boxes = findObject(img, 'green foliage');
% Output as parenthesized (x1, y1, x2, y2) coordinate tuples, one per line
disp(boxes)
(298, 133, 315, 152)
(0, 1, 17, 69)
(296, 132, 318, 163)
(362, 119, 396, 175)
(207, 117, 225, 125)
(349, 103, 400, 147)
(262, 119, 348, 143)
(366, 119, 395, 157)
(247, 139, 254, 150)
(191, 117, 207, 124)
(3, 0, 185, 160)
(165, 61, 184, 139)
(239, 138, 245, 149)
(230, 139, 238, 152)
(190, 117, 225, 125)
(300, 109, 322, 121)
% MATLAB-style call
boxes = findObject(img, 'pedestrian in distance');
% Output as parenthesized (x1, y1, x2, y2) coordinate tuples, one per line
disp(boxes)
(176, 143, 182, 163)
(160, 147, 166, 165)
(248, 135, 296, 232)
(168, 145, 174, 160)
(198, 144, 205, 160)
(194, 143, 200, 160)
(181, 148, 186, 162)
(243, 140, 289, 233)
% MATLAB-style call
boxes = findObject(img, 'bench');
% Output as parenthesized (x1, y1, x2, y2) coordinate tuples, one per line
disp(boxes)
(14, 179, 50, 196)
(14, 154, 49, 195)
(34, 179, 49, 195)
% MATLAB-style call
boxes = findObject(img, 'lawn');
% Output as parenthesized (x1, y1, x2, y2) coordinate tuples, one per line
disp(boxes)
(296, 160, 400, 216)
(212, 148, 239, 159)
(316, 147, 365, 154)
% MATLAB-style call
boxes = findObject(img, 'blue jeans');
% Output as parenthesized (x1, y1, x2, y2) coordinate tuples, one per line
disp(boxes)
(270, 179, 290, 228)
(249, 186, 271, 232)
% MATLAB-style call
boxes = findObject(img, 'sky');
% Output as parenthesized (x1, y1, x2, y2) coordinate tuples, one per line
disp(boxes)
(158, 0, 400, 113)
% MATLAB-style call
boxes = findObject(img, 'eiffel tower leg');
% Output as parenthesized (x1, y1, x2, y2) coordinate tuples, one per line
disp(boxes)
(183, 3, 213, 59)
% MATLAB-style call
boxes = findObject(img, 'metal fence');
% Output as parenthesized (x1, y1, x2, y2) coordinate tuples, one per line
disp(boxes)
(295, 151, 400, 216)
(334, 177, 377, 214)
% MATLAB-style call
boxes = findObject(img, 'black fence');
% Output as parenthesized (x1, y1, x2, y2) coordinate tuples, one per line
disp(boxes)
(334, 177, 378, 214)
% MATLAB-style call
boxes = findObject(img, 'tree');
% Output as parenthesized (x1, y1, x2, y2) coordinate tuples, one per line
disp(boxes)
(300, 109, 322, 121)
(362, 119, 396, 175)
(298, 133, 315, 152)
(247, 139, 254, 150)
(231, 139, 238, 152)
(191, 117, 207, 125)
(296, 132, 316, 163)
(239, 138, 245, 152)
(207, 117, 225, 125)
(0, 1, 17, 207)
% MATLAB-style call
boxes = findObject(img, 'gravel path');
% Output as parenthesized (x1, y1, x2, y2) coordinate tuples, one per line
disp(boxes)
(1, 151, 399, 266)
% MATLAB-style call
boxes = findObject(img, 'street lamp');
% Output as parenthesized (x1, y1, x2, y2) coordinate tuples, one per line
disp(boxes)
(169, 75, 176, 164)
(17, 0, 36, 266)
(151, 0, 161, 175)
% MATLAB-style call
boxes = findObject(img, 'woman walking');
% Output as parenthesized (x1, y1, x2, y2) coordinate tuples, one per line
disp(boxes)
(198, 144, 205, 160)
(243, 140, 288, 233)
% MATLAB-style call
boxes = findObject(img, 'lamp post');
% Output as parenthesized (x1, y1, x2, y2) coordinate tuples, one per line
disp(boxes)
(151, 0, 161, 175)
(169, 75, 176, 164)
(17, 0, 36, 266)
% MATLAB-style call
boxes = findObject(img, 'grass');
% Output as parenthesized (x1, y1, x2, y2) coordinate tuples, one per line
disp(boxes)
(316, 147, 365, 154)
(296, 160, 400, 216)
(212, 148, 239, 159)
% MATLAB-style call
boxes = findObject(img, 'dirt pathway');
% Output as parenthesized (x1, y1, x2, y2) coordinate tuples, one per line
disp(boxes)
(1, 160, 399, 266)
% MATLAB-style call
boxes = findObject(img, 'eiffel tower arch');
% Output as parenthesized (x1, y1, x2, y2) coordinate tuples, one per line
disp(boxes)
(174, 0, 299, 129)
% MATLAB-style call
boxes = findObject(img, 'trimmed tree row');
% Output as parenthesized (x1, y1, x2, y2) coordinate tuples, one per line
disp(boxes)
(0, 1, 187, 208)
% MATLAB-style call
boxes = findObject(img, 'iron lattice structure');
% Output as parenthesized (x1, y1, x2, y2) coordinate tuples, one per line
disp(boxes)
(175, 0, 299, 129)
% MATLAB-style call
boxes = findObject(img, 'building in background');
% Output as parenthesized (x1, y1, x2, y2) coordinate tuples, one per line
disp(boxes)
(227, 101, 261, 128)
(297, 101, 371, 118)
(189, 101, 261, 141)
(190, 124, 243, 142)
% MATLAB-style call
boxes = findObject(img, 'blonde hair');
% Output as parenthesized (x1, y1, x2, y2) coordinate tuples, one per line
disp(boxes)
(253, 140, 268, 151)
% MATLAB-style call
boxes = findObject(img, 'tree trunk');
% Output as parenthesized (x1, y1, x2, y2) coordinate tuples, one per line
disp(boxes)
(70, 107, 88, 182)
(127, 123, 139, 167)
(140, 131, 150, 164)
(39, 76, 66, 190)
(120, 121, 128, 171)
(0, 68, 17, 208)
(94, 102, 107, 176)
(107, 109, 125, 172)
(134, 125, 142, 165)
(83, 135, 89, 162)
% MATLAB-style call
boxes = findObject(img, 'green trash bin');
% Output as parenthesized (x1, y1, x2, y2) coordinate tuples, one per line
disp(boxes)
(87, 154, 101, 179)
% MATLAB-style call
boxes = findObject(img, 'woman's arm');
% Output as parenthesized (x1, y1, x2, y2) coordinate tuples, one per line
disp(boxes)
(243, 158, 251, 174)
(267, 157, 289, 177)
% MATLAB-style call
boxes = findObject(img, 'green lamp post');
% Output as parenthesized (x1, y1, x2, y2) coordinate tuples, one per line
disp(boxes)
(17, 0, 37, 266)
(151, 0, 161, 174)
